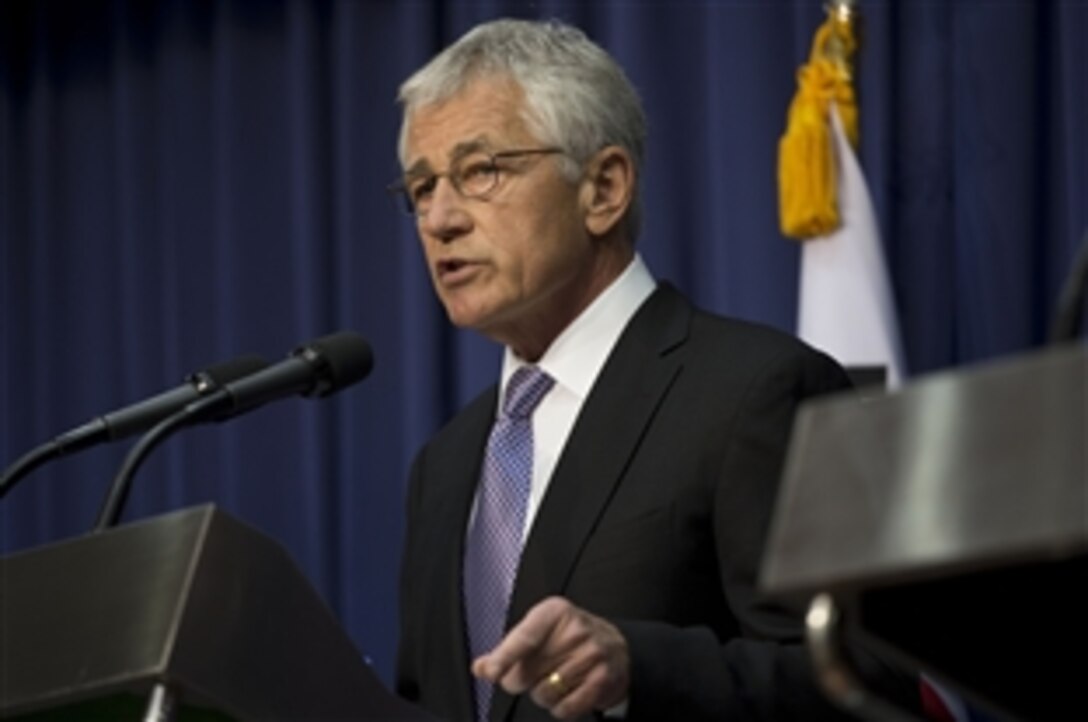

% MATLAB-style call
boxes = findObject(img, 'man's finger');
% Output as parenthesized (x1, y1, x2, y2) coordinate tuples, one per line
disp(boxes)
(472, 597, 571, 682)
(550, 665, 615, 721)
(527, 650, 594, 709)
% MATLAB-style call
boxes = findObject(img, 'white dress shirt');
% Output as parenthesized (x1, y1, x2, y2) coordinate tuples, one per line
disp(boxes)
(495, 254, 656, 541)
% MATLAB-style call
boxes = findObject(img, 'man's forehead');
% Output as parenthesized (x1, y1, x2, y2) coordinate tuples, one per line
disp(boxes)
(404, 136, 494, 175)
(403, 77, 532, 168)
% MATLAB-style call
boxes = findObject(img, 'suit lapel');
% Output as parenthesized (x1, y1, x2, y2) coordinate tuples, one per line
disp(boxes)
(491, 286, 691, 721)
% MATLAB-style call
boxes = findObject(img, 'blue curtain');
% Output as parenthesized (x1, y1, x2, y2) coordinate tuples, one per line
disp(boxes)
(2, 0, 1085, 684)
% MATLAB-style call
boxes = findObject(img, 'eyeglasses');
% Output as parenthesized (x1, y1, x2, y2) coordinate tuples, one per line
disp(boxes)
(388, 147, 564, 217)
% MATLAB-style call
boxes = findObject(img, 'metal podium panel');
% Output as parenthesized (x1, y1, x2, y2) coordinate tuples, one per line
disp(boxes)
(1, 506, 209, 712)
(1, 505, 437, 721)
(758, 345, 1086, 721)
(761, 345, 1086, 597)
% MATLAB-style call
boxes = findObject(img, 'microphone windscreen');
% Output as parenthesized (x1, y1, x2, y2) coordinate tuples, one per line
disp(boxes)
(297, 331, 374, 397)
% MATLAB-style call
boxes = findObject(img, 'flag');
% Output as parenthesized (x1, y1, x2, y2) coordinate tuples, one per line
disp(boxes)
(920, 675, 972, 722)
(796, 105, 906, 388)
(778, 3, 907, 388)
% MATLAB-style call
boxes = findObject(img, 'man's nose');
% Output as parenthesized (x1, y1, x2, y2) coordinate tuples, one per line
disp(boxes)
(420, 178, 471, 241)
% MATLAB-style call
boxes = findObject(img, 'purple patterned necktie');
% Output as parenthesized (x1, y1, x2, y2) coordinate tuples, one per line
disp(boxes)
(463, 365, 555, 722)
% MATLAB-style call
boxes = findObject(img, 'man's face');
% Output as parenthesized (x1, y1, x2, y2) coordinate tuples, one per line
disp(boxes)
(403, 77, 603, 356)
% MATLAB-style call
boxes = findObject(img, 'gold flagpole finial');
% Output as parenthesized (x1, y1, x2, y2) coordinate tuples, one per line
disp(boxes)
(826, 0, 857, 25)
(820, 0, 858, 75)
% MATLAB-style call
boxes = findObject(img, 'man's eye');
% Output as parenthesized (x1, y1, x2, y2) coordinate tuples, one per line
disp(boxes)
(409, 176, 437, 201)
(458, 161, 498, 192)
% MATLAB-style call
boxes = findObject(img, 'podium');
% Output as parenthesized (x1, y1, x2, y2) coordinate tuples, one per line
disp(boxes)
(760, 345, 1087, 722)
(0, 505, 438, 721)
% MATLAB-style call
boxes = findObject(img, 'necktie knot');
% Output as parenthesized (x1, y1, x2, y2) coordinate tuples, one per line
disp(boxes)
(502, 366, 554, 419)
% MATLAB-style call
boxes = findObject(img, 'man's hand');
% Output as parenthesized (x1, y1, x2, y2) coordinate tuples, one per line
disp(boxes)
(472, 597, 630, 720)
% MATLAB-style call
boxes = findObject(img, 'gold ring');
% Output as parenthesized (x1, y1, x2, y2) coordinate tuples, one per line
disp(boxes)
(547, 671, 565, 694)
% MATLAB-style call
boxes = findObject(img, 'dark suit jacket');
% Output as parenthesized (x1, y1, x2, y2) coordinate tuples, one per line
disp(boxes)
(396, 284, 915, 721)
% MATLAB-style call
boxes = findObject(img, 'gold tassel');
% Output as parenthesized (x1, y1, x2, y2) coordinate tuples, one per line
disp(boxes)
(778, 8, 859, 240)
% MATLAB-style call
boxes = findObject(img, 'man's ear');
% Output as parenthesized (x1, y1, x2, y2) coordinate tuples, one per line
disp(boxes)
(581, 146, 635, 237)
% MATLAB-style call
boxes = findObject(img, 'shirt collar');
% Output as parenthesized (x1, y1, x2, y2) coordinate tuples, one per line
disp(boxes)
(500, 254, 656, 404)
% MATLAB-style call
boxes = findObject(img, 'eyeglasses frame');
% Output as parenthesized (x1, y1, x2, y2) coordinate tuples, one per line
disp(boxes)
(387, 147, 565, 217)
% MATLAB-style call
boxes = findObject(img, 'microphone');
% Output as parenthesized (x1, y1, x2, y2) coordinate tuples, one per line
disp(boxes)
(0, 354, 268, 499)
(186, 331, 375, 422)
(93, 331, 374, 531)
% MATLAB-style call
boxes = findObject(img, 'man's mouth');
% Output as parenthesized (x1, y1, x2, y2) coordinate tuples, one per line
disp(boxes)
(436, 258, 479, 284)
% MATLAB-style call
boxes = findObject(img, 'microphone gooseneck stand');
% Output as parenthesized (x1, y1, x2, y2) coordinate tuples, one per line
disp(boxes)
(93, 392, 229, 533)
(1, 445, 56, 499)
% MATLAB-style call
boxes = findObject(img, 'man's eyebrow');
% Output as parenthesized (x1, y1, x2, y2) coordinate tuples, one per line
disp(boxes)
(404, 158, 433, 178)
(449, 137, 490, 160)
(404, 137, 493, 177)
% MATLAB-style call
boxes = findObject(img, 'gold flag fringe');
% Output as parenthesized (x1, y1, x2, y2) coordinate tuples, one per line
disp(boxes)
(778, 9, 858, 240)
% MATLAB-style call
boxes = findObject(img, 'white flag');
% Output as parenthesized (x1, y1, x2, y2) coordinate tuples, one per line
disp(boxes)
(797, 106, 907, 388)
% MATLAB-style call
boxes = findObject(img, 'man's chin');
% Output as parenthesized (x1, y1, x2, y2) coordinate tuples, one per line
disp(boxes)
(440, 292, 524, 342)
(443, 304, 493, 333)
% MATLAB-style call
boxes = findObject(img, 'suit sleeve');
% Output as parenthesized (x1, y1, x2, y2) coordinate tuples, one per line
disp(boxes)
(614, 346, 918, 721)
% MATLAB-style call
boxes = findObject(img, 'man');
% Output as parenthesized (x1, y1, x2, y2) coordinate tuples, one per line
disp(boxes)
(393, 18, 914, 722)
